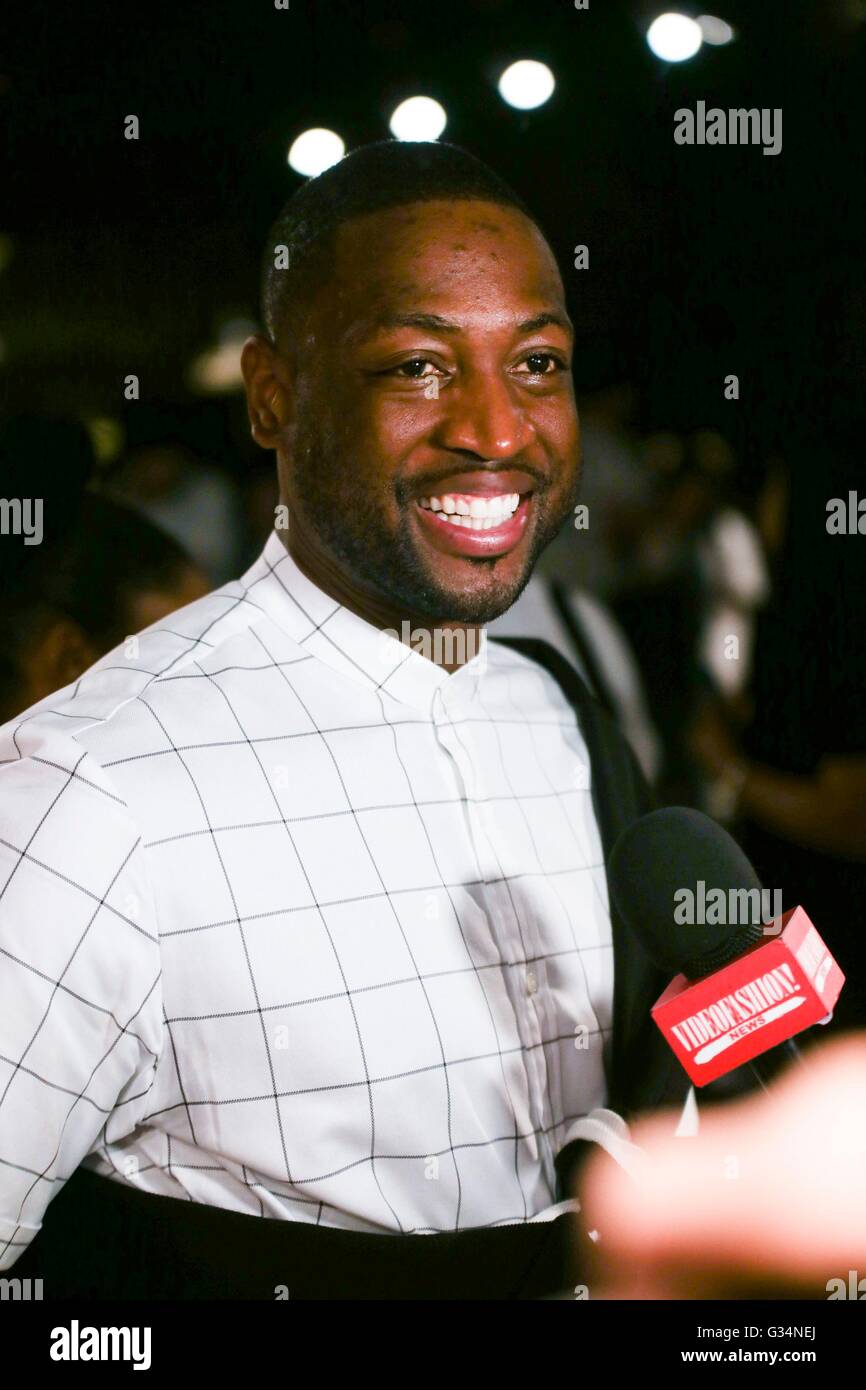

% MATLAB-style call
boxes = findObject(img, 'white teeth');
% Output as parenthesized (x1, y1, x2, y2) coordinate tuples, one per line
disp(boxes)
(443, 513, 506, 531)
(420, 490, 522, 522)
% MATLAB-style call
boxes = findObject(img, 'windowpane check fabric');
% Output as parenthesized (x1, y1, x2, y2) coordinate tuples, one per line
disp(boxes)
(0, 528, 616, 1267)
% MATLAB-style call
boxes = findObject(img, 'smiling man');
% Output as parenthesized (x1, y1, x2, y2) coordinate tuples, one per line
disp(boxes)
(0, 142, 697, 1301)
(243, 156, 579, 661)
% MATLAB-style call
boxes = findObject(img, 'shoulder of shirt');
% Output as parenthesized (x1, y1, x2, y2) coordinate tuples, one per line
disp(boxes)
(487, 633, 642, 769)
(0, 576, 300, 771)
(484, 636, 590, 716)
(486, 632, 586, 678)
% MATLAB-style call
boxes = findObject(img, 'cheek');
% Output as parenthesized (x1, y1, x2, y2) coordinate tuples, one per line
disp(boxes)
(343, 401, 430, 505)
(367, 397, 431, 454)
(535, 402, 579, 471)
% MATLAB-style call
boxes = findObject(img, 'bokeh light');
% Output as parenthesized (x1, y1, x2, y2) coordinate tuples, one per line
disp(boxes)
(646, 13, 703, 62)
(287, 128, 346, 177)
(497, 59, 555, 111)
(389, 96, 448, 141)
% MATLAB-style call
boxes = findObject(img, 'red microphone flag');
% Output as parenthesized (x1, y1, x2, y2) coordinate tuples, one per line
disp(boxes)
(652, 906, 845, 1086)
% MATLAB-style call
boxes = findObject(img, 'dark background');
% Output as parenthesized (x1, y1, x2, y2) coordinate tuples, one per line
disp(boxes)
(3, 0, 865, 456)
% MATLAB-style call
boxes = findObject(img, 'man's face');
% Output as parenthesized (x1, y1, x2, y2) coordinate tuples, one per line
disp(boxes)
(277, 198, 580, 624)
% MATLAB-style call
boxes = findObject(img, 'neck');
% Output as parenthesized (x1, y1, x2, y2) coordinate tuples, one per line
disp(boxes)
(278, 517, 484, 675)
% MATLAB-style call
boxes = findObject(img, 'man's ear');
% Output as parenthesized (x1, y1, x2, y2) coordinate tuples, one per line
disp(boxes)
(240, 334, 293, 450)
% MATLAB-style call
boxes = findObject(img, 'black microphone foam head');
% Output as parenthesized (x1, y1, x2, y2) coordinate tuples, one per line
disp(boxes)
(608, 806, 770, 980)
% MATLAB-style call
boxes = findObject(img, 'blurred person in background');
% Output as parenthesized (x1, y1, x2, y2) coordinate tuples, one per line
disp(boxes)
(691, 430, 770, 709)
(547, 377, 651, 603)
(607, 429, 768, 804)
(689, 426, 866, 1031)
(610, 438, 717, 801)
(0, 416, 210, 723)
(104, 402, 246, 585)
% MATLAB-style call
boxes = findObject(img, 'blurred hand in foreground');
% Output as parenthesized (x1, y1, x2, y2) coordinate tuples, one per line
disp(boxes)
(580, 1033, 866, 1298)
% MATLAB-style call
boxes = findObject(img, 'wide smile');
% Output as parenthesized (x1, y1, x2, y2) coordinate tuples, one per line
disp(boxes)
(411, 473, 536, 559)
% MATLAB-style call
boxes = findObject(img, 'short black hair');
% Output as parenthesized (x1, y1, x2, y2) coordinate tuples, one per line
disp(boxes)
(260, 139, 544, 350)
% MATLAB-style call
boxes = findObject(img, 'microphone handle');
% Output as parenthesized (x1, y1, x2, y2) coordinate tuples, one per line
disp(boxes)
(746, 1037, 804, 1093)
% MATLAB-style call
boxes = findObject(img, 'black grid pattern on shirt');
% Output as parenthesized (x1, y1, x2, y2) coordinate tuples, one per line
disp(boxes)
(0, 534, 612, 1259)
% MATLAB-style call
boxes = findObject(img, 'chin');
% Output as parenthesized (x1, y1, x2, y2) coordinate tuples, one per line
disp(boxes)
(434, 569, 535, 626)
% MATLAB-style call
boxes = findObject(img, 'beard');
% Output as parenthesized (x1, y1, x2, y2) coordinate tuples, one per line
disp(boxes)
(286, 432, 579, 625)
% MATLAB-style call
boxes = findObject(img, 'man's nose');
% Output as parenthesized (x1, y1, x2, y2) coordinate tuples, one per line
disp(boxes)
(435, 373, 536, 459)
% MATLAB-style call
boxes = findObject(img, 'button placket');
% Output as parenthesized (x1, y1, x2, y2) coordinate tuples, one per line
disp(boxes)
(468, 740, 557, 1189)
(436, 680, 558, 1196)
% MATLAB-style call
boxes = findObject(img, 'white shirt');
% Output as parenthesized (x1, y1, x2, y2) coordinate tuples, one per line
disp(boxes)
(0, 528, 615, 1268)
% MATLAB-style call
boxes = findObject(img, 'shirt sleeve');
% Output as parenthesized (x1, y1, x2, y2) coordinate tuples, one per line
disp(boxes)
(0, 723, 164, 1270)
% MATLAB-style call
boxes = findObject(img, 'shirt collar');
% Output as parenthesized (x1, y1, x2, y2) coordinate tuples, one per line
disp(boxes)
(240, 529, 490, 718)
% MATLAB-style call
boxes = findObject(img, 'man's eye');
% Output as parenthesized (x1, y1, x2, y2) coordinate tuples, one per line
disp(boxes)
(394, 358, 440, 379)
(517, 352, 565, 376)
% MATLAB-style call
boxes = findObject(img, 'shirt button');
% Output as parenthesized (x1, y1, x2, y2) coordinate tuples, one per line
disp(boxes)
(525, 969, 538, 996)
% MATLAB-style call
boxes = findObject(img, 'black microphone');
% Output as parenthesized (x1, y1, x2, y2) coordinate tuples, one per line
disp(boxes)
(609, 806, 805, 1091)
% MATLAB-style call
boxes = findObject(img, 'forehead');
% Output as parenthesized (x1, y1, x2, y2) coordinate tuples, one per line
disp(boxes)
(323, 199, 566, 330)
